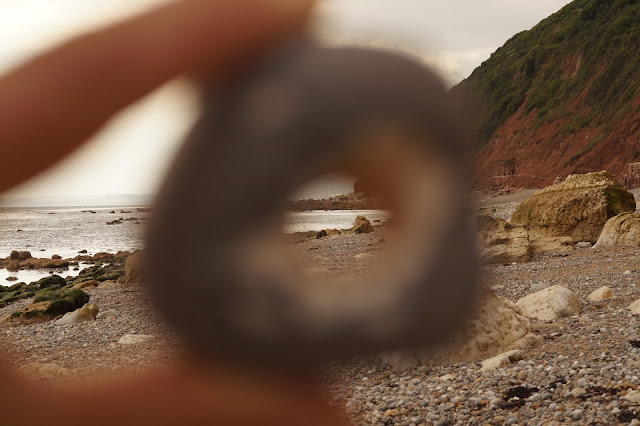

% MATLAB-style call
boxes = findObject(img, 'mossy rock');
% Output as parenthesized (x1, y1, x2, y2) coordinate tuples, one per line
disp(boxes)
(36, 275, 66, 290)
(97, 272, 121, 282)
(79, 266, 105, 277)
(7, 282, 26, 292)
(7, 289, 89, 324)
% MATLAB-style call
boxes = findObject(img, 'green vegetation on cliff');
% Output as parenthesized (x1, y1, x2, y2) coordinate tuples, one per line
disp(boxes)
(454, 0, 640, 156)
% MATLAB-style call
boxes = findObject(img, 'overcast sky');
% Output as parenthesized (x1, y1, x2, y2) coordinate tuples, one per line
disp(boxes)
(1, 0, 573, 199)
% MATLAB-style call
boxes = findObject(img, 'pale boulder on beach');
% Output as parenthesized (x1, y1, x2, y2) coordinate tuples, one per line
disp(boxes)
(587, 286, 613, 302)
(629, 299, 640, 315)
(516, 285, 581, 321)
(55, 306, 95, 325)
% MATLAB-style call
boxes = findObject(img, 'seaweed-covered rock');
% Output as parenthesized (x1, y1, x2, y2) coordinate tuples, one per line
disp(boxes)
(6, 289, 89, 324)
(72, 280, 99, 289)
(36, 275, 66, 289)
(511, 171, 635, 243)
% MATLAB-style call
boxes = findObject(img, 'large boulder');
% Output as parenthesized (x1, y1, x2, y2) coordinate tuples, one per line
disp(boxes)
(348, 216, 375, 234)
(476, 215, 531, 263)
(516, 285, 581, 321)
(124, 251, 143, 284)
(21, 258, 69, 269)
(382, 287, 541, 367)
(594, 213, 640, 248)
(511, 171, 635, 243)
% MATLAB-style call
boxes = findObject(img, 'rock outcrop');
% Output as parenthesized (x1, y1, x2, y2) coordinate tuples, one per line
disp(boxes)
(349, 216, 375, 234)
(511, 172, 635, 243)
(594, 213, 640, 248)
(476, 215, 531, 263)
(516, 285, 581, 321)
(382, 287, 542, 367)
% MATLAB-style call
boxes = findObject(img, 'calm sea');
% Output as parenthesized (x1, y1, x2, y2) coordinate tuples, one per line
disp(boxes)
(0, 207, 388, 283)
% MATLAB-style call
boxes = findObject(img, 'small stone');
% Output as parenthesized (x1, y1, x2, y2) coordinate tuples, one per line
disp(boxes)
(571, 387, 586, 397)
(572, 410, 583, 420)
(117, 334, 154, 345)
(625, 390, 640, 403)
(354, 253, 375, 260)
(481, 350, 524, 371)
(575, 242, 592, 249)
(587, 286, 613, 302)
(96, 309, 119, 319)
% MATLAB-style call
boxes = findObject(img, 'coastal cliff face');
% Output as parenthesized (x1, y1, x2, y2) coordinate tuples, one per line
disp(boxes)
(454, 0, 640, 190)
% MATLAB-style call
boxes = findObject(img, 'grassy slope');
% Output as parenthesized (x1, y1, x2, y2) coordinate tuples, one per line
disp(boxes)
(454, 0, 640, 164)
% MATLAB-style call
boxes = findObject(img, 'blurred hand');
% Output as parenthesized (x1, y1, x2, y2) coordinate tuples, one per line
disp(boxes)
(0, 1, 345, 425)
(0, 0, 312, 193)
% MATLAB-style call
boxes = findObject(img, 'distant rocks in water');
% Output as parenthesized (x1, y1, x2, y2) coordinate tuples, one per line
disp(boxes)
(382, 287, 541, 368)
(51, 254, 62, 260)
(6, 276, 17, 282)
(289, 216, 379, 244)
(594, 212, 640, 248)
(516, 285, 581, 321)
(10, 250, 32, 261)
(78, 250, 87, 254)
(511, 171, 635, 244)
(93, 252, 114, 262)
(287, 192, 384, 212)
(106, 218, 124, 225)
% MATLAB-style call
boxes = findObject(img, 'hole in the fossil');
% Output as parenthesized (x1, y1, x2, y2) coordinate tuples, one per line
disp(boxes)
(283, 173, 395, 281)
